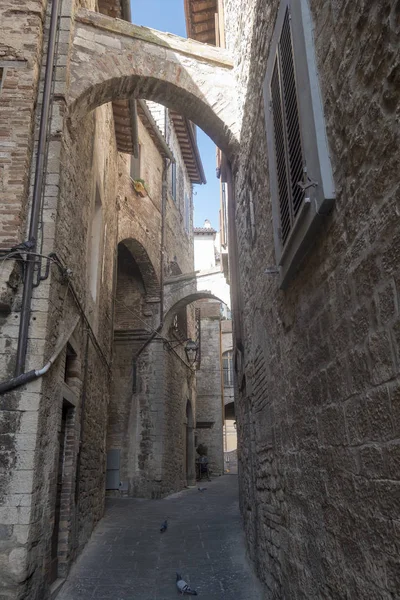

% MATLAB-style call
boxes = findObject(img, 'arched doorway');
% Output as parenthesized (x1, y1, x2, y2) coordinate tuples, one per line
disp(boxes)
(186, 400, 195, 487)
(106, 239, 161, 497)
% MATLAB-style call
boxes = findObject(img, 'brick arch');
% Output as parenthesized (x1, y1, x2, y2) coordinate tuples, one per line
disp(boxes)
(162, 292, 223, 334)
(119, 238, 160, 299)
(68, 10, 239, 157)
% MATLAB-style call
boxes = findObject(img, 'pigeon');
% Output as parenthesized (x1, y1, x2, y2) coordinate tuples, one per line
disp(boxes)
(176, 572, 198, 595)
(198, 487, 207, 492)
(160, 519, 168, 533)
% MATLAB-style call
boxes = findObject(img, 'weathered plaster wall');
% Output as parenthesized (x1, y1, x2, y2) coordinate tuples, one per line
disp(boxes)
(225, 0, 400, 598)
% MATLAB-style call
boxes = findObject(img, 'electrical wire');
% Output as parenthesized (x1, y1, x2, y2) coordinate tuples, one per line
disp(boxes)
(1, 250, 196, 374)
(113, 297, 194, 370)
(1, 249, 112, 376)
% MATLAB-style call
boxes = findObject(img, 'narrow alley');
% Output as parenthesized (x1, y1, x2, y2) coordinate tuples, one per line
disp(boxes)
(57, 476, 262, 600)
(2, 0, 400, 598)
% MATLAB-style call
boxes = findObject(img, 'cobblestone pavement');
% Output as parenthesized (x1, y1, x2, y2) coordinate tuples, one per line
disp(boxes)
(57, 475, 263, 600)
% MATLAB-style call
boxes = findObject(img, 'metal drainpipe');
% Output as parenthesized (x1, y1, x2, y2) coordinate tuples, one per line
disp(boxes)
(15, 0, 61, 376)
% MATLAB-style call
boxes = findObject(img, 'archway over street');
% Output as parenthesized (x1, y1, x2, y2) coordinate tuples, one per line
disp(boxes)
(68, 10, 239, 157)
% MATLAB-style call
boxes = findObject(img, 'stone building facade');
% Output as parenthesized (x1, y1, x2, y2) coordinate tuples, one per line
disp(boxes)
(221, 319, 237, 474)
(1, 0, 400, 598)
(194, 219, 236, 475)
(187, 0, 400, 598)
(193, 299, 225, 477)
(0, 0, 211, 597)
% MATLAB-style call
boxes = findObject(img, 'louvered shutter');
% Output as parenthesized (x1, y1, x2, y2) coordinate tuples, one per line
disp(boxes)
(270, 7, 305, 245)
(263, 0, 335, 288)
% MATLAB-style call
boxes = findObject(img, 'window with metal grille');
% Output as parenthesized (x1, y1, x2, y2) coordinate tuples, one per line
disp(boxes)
(263, 0, 335, 288)
(222, 350, 234, 387)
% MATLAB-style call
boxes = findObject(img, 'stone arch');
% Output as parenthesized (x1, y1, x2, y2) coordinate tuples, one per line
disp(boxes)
(68, 10, 239, 157)
(118, 238, 159, 300)
(162, 292, 224, 333)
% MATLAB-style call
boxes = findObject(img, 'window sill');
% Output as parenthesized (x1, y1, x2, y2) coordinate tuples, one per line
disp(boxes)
(277, 194, 334, 290)
(279, 197, 311, 267)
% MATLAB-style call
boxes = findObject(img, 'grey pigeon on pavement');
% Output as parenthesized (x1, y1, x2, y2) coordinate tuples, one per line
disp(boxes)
(176, 573, 198, 595)
(160, 519, 168, 533)
(198, 487, 207, 492)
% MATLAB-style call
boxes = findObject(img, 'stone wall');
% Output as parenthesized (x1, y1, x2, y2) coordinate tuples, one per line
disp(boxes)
(162, 345, 196, 494)
(225, 0, 400, 598)
(195, 300, 224, 476)
(0, 1, 209, 598)
(106, 99, 197, 500)
(221, 319, 236, 472)
(0, 0, 47, 251)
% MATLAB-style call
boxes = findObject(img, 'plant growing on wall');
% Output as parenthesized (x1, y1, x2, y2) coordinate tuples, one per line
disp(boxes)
(132, 178, 148, 198)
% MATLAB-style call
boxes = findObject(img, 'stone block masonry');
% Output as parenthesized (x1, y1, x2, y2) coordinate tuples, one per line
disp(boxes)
(224, 0, 400, 598)
(195, 301, 224, 476)
(68, 9, 239, 157)
(0, 0, 232, 597)
(0, 0, 47, 250)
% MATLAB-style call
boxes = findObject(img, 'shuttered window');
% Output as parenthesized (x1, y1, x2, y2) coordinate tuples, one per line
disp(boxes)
(223, 350, 234, 387)
(271, 8, 304, 245)
(263, 0, 335, 288)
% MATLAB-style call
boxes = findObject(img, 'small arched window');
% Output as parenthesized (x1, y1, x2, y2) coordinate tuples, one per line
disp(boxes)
(222, 350, 234, 387)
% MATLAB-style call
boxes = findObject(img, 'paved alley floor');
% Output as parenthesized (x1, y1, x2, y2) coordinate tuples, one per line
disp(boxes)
(57, 475, 263, 600)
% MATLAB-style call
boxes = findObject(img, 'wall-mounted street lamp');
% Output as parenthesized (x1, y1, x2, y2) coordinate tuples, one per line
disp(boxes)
(184, 339, 198, 366)
(165, 337, 199, 367)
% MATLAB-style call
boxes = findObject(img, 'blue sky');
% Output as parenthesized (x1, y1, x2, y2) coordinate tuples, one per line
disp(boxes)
(130, 0, 220, 229)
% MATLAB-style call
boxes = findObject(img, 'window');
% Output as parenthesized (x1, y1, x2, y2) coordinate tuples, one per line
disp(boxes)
(184, 192, 190, 233)
(221, 182, 228, 247)
(0, 68, 4, 94)
(263, 0, 335, 288)
(89, 187, 103, 301)
(171, 161, 177, 201)
(222, 350, 234, 387)
(130, 145, 140, 180)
